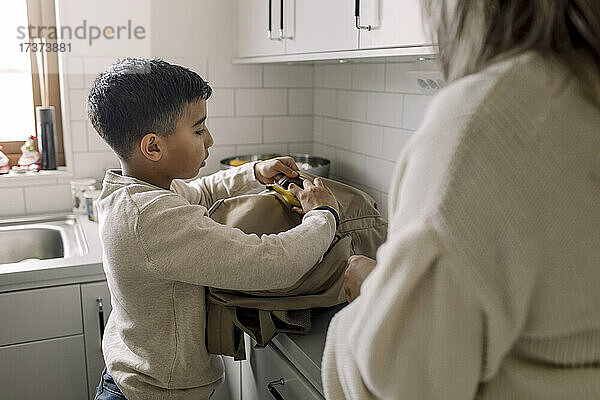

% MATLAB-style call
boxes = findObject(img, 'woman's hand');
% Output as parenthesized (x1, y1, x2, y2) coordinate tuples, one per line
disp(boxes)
(254, 156, 300, 185)
(344, 255, 376, 303)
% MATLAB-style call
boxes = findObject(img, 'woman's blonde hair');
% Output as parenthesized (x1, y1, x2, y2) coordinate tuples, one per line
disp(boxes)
(422, 0, 600, 98)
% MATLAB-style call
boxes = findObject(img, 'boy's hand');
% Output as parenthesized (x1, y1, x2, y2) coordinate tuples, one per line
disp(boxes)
(288, 177, 340, 215)
(344, 255, 376, 303)
(254, 156, 300, 185)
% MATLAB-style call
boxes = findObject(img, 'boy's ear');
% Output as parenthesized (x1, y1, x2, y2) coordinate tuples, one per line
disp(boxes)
(140, 133, 162, 161)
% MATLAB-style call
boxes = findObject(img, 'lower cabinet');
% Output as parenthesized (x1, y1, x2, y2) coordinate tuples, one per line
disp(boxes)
(0, 335, 88, 400)
(81, 281, 113, 399)
(0, 282, 320, 400)
(241, 336, 324, 400)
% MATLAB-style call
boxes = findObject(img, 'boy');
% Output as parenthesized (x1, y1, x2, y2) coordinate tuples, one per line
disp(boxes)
(87, 58, 340, 400)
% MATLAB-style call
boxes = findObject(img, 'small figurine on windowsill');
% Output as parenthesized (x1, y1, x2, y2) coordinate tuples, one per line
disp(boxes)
(0, 145, 9, 174)
(12, 135, 41, 173)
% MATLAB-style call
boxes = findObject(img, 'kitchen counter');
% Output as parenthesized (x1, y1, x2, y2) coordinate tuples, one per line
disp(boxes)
(0, 211, 346, 396)
(272, 304, 346, 396)
(0, 214, 105, 293)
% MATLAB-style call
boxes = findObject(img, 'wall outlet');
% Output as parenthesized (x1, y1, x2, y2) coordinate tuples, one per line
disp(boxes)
(406, 70, 445, 93)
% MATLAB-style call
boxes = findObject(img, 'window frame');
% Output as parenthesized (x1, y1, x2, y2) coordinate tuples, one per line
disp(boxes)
(1, 0, 65, 167)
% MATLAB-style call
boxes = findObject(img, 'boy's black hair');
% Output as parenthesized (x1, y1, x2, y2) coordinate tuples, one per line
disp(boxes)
(87, 58, 212, 160)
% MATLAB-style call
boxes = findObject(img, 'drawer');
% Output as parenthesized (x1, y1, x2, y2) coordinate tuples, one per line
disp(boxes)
(0, 285, 82, 346)
(242, 336, 324, 400)
(0, 335, 88, 400)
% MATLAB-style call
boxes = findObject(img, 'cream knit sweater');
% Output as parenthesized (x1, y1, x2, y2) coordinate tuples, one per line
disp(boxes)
(322, 53, 600, 399)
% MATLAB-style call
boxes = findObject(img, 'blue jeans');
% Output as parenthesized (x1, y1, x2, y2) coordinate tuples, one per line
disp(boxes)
(94, 368, 127, 400)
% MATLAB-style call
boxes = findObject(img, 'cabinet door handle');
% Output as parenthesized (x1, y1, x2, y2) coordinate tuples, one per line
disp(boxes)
(354, 0, 372, 31)
(97, 297, 105, 344)
(268, 0, 282, 40)
(267, 378, 286, 400)
(279, 0, 293, 39)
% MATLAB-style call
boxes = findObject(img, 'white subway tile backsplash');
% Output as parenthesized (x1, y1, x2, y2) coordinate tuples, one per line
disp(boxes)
(351, 123, 383, 157)
(83, 57, 118, 88)
(313, 116, 323, 143)
(366, 92, 403, 128)
(72, 152, 120, 179)
(403, 95, 432, 131)
(336, 149, 365, 184)
(199, 145, 236, 176)
(382, 128, 413, 161)
(65, 56, 85, 90)
(385, 62, 421, 94)
(352, 63, 385, 91)
(364, 157, 396, 193)
(323, 118, 351, 150)
(87, 122, 112, 152)
(313, 144, 336, 175)
(208, 59, 262, 88)
(25, 184, 71, 214)
(0, 188, 26, 217)
(164, 57, 207, 77)
(69, 89, 89, 121)
(314, 89, 336, 118)
(235, 143, 289, 156)
(337, 91, 367, 122)
(289, 89, 313, 115)
(235, 89, 287, 116)
(288, 142, 313, 154)
(209, 89, 235, 117)
(264, 117, 312, 143)
(70, 121, 88, 152)
(317, 64, 352, 89)
(209, 117, 262, 146)
(264, 65, 313, 88)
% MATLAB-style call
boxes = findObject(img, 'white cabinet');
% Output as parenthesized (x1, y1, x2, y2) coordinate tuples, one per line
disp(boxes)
(236, 0, 435, 62)
(241, 336, 324, 400)
(81, 281, 113, 400)
(0, 335, 88, 400)
(358, 0, 431, 49)
(285, 0, 357, 54)
(0, 286, 88, 400)
(237, 0, 285, 57)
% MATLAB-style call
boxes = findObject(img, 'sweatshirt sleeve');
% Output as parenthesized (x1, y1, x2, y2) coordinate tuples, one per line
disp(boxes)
(133, 193, 337, 291)
(170, 161, 262, 209)
(321, 223, 484, 399)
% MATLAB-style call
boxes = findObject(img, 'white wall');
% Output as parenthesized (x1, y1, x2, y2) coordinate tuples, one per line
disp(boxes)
(0, 0, 440, 219)
(312, 60, 439, 217)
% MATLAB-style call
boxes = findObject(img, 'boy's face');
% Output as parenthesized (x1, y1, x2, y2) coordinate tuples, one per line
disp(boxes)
(163, 99, 213, 179)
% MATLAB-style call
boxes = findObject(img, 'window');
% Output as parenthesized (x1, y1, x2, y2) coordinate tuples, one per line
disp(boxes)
(0, 0, 64, 167)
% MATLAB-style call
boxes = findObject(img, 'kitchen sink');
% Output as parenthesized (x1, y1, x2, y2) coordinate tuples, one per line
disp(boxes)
(0, 215, 87, 265)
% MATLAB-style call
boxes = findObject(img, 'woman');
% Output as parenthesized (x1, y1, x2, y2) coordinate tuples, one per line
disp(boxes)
(323, 1, 600, 399)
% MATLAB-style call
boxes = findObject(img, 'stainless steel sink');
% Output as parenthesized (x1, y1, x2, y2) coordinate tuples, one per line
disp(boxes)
(0, 215, 87, 265)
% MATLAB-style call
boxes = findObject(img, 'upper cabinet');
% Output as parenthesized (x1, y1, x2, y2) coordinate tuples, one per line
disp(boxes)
(236, 0, 434, 61)
(237, 0, 285, 57)
(285, 0, 357, 54)
(358, 0, 430, 49)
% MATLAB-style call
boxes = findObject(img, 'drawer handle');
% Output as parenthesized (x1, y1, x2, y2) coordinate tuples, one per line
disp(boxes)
(97, 297, 105, 344)
(267, 378, 286, 400)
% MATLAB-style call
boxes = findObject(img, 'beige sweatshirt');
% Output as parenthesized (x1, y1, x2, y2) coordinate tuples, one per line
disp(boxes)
(322, 52, 600, 399)
(97, 161, 336, 400)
